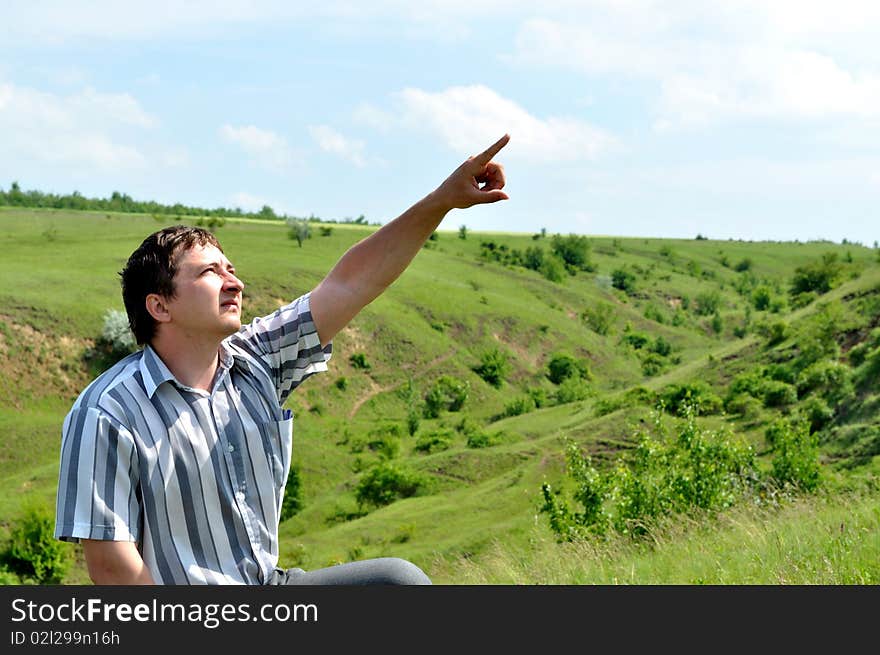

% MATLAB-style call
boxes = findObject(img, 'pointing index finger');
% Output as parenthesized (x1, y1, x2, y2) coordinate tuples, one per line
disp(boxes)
(475, 134, 510, 165)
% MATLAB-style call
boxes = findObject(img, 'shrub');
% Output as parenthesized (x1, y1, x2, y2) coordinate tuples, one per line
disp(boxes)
(790, 253, 841, 296)
(766, 418, 821, 491)
(761, 380, 798, 407)
(695, 290, 721, 316)
(280, 465, 304, 521)
(555, 376, 591, 404)
(795, 360, 852, 401)
(414, 429, 454, 454)
(473, 348, 510, 388)
(659, 382, 723, 416)
(611, 268, 636, 294)
(640, 353, 666, 377)
(752, 285, 772, 310)
(621, 331, 650, 350)
(540, 410, 758, 541)
(504, 395, 536, 417)
(539, 255, 566, 283)
(287, 218, 311, 247)
(798, 396, 834, 434)
(551, 234, 594, 273)
(100, 309, 136, 355)
(354, 463, 424, 509)
(423, 376, 469, 418)
(349, 352, 371, 370)
(582, 301, 615, 335)
(724, 393, 762, 419)
(547, 353, 591, 385)
(0, 505, 70, 584)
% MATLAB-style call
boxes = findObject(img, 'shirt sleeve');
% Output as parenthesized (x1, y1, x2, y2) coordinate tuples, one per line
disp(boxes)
(229, 291, 333, 404)
(54, 406, 142, 544)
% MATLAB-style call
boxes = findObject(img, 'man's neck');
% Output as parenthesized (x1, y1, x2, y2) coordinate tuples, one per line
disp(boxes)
(149, 333, 223, 392)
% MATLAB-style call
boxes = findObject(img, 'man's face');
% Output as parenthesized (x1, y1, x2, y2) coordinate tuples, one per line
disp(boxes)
(163, 243, 245, 341)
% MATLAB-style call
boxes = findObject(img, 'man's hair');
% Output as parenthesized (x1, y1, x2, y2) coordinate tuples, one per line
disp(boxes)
(120, 225, 223, 345)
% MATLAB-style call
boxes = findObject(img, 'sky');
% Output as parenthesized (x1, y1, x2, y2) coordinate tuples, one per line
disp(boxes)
(1, 1, 879, 245)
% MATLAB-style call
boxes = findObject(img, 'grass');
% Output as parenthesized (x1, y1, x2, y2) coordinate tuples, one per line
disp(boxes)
(1, 206, 878, 584)
(431, 484, 880, 584)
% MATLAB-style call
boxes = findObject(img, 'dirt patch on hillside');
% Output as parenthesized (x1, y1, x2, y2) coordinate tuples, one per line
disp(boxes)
(0, 315, 92, 407)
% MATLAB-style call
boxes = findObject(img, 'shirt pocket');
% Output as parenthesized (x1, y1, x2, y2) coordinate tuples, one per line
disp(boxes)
(255, 416, 294, 490)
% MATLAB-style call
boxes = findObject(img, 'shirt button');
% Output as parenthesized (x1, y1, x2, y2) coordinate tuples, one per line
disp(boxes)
(227, 444, 235, 452)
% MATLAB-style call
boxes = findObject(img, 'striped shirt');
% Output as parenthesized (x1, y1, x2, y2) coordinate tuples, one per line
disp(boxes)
(54, 292, 331, 584)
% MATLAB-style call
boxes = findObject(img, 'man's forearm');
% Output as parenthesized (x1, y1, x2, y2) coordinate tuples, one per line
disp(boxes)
(309, 134, 509, 346)
(310, 191, 450, 345)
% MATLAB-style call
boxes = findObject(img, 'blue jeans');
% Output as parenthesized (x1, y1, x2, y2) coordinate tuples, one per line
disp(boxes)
(267, 558, 432, 585)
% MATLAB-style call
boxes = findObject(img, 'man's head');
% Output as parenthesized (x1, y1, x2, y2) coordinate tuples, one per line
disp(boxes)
(120, 225, 238, 345)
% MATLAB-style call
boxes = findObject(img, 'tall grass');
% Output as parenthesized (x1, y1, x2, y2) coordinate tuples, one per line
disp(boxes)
(432, 487, 880, 584)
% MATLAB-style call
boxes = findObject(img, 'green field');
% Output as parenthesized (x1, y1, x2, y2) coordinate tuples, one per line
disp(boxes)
(1, 206, 878, 584)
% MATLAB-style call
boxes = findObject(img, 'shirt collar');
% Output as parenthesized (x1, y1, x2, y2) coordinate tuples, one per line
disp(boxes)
(139, 345, 177, 398)
(139, 342, 236, 398)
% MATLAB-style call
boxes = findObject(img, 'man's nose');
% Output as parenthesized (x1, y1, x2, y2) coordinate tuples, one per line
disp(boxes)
(224, 272, 244, 292)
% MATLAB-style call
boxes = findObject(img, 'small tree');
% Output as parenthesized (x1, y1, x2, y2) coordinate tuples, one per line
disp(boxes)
(287, 218, 311, 247)
(458, 225, 468, 240)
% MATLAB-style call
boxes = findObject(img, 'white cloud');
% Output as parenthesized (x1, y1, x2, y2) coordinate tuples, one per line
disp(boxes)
(380, 85, 614, 162)
(0, 82, 153, 169)
(308, 125, 366, 167)
(219, 124, 297, 171)
(509, 5, 880, 129)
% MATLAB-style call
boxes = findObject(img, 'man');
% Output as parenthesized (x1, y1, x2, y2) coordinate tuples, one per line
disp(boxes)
(54, 134, 510, 585)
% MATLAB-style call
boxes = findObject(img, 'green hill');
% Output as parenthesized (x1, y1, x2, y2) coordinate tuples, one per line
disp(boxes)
(1, 206, 878, 584)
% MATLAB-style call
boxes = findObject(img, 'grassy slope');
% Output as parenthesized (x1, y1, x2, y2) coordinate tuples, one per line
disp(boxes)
(1, 207, 877, 583)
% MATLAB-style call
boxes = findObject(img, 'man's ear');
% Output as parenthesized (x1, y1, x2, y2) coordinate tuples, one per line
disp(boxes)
(145, 293, 172, 324)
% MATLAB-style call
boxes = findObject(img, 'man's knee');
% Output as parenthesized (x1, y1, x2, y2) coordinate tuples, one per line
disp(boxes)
(377, 557, 432, 585)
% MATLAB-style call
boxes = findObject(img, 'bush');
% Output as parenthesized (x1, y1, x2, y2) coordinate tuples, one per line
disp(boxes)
(287, 218, 311, 247)
(100, 309, 136, 355)
(795, 360, 852, 400)
(540, 409, 758, 541)
(695, 290, 721, 316)
(280, 465, 304, 521)
(354, 463, 424, 509)
(790, 253, 841, 296)
(724, 393, 762, 419)
(504, 395, 536, 417)
(551, 234, 594, 273)
(414, 429, 454, 453)
(611, 268, 636, 294)
(761, 380, 798, 408)
(423, 376, 469, 418)
(539, 255, 566, 283)
(555, 376, 591, 404)
(766, 419, 821, 491)
(547, 353, 591, 385)
(659, 382, 723, 416)
(798, 396, 834, 434)
(0, 505, 70, 584)
(349, 352, 371, 370)
(640, 353, 666, 377)
(473, 348, 510, 388)
(582, 301, 615, 335)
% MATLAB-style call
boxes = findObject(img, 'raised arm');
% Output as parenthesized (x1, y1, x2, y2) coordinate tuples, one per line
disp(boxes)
(310, 134, 510, 346)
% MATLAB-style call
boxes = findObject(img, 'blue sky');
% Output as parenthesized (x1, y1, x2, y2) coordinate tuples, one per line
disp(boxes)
(1, 1, 878, 245)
